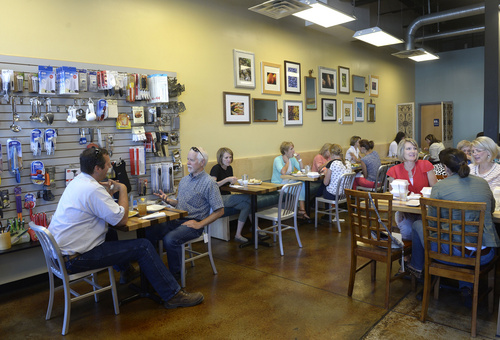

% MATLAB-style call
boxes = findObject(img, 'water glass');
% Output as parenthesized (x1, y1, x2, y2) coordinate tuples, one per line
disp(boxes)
(399, 187, 408, 201)
(242, 174, 249, 186)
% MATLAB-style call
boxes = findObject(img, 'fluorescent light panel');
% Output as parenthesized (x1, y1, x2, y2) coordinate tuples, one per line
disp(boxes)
(353, 27, 403, 47)
(408, 49, 439, 62)
(293, 2, 356, 28)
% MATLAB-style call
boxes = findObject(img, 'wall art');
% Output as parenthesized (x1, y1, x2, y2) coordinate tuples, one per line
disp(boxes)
(233, 49, 255, 89)
(284, 60, 301, 94)
(318, 66, 337, 95)
(284, 100, 303, 126)
(223, 92, 251, 124)
(261, 62, 281, 95)
(321, 98, 336, 121)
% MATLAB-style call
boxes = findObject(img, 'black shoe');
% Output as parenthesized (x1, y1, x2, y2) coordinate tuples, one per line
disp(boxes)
(119, 265, 140, 285)
(164, 289, 204, 309)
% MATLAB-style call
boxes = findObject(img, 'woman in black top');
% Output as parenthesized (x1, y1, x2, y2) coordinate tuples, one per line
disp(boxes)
(210, 147, 251, 243)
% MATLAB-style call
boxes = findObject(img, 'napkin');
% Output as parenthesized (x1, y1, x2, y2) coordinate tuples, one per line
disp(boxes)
(139, 212, 166, 220)
(307, 172, 320, 178)
(229, 184, 244, 189)
(407, 193, 421, 200)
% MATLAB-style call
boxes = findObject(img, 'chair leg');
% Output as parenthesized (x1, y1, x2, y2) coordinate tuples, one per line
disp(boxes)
(181, 243, 187, 288)
(471, 280, 479, 337)
(385, 259, 392, 309)
(108, 267, 120, 315)
(278, 222, 284, 256)
(91, 273, 99, 303)
(188, 244, 195, 268)
(314, 198, 319, 229)
(46, 272, 55, 320)
(335, 203, 341, 233)
(433, 277, 440, 300)
(420, 272, 432, 323)
(254, 217, 259, 250)
(62, 280, 72, 336)
(371, 261, 376, 282)
(348, 253, 356, 297)
(294, 216, 302, 249)
(207, 237, 218, 275)
(488, 266, 495, 314)
(496, 296, 500, 336)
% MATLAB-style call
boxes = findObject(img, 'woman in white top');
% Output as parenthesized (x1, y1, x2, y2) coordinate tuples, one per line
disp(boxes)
(469, 136, 500, 190)
(425, 134, 445, 164)
(388, 132, 405, 157)
(346, 136, 361, 163)
(323, 144, 349, 199)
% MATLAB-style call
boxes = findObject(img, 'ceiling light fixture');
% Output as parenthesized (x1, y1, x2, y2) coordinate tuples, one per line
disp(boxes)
(353, 27, 403, 47)
(352, 0, 403, 47)
(292, 1, 356, 28)
(392, 48, 439, 62)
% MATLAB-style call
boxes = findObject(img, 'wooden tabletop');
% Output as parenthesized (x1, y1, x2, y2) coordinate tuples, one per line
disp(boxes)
(112, 208, 188, 232)
(280, 174, 322, 182)
(221, 182, 283, 195)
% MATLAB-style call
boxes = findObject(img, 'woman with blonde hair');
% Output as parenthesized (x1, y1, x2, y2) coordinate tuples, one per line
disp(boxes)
(323, 144, 350, 199)
(312, 143, 333, 173)
(457, 140, 473, 163)
(469, 136, 500, 190)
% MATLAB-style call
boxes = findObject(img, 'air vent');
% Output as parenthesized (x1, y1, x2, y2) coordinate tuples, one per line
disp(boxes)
(249, 0, 311, 19)
(391, 49, 426, 59)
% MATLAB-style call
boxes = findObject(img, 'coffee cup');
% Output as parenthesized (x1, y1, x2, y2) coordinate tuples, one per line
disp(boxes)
(0, 233, 12, 250)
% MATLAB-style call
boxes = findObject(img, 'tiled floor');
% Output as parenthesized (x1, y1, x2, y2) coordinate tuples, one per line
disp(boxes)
(1, 215, 499, 339)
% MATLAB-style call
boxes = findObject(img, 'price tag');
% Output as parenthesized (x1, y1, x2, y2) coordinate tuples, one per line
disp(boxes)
(203, 232, 209, 243)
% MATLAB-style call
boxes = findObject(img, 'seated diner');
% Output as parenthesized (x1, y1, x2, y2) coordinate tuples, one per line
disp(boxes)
(469, 136, 500, 190)
(353, 140, 381, 190)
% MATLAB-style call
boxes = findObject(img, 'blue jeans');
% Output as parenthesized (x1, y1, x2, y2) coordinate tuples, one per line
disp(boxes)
(410, 220, 495, 289)
(223, 194, 251, 222)
(65, 238, 180, 302)
(145, 219, 203, 275)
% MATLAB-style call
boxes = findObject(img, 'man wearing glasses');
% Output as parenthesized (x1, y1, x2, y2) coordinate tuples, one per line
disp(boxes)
(147, 146, 224, 280)
(49, 147, 204, 309)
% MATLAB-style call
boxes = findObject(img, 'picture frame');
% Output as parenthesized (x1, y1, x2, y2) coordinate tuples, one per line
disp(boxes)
(305, 76, 317, 110)
(233, 49, 256, 89)
(369, 75, 379, 97)
(284, 60, 301, 94)
(367, 103, 376, 122)
(354, 97, 364, 122)
(352, 75, 365, 93)
(318, 66, 337, 95)
(253, 98, 278, 122)
(283, 100, 303, 126)
(261, 61, 282, 95)
(338, 66, 350, 94)
(321, 98, 336, 121)
(223, 92, 251, 124)
(396, 102, 414, 136)
(341, 100, 353, 124)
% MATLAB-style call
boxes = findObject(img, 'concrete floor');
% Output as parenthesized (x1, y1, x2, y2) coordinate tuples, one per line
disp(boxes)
(2, 214, 500, 339)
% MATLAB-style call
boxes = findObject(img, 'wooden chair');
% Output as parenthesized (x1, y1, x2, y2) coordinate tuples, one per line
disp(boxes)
(420, 197, 497, 337)
(357, 164, 389, 193)
(345, 189, 412, 309)
(314, 172, 356, 232)
(30, 222, 120, 335)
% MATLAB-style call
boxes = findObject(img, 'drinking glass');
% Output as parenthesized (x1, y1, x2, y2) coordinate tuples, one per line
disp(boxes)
(242, 174, 249, 186)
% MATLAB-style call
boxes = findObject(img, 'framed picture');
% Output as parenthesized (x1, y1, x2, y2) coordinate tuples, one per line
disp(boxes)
(369, 75, 379, 97)
(352, 75, 365, 93)
(321, 98, 336, 121)
(396, 102, 414, 136)
(305, 76, 317, 110)
(341, 100, 353, 124)
(283, 100, 303, 126)
(367, 103, 376, 122)
(253, 98, 278, 122)
(318, 66, 337, 95)
(338, 66, 350, 94)
(223, 92, 251, 124)
(284, 60, 301, 94)
(233, 49, 255, 89)
(261, 62, 282, 95)
(354, 97, 364, 121)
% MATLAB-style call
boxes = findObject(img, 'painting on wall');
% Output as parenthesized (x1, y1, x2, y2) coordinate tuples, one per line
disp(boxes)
(233, 49, 255, 89)
(284, 60, 301, 94)
(305, 76, 317, 110)
(367, 103, 376, 122)
(321, 98, 336, 121)
(253, 98, 278, 122)
(341, 100, 353, 124)
(397, 102, 414, 137)
(223, 92, 251, 124)
(338, 66, 350, 94)
(354, 97, 364, 122)
(284, 100, 303, 126)
(352, 75, 365, 93)
(369, 75, 379, 97)
(261, 62, 282, 95)
(318, 66, 337, 95)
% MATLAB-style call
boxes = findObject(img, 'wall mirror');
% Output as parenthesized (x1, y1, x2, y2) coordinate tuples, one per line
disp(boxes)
(305, 76, 317, 110)
(253, 98, 278, 122)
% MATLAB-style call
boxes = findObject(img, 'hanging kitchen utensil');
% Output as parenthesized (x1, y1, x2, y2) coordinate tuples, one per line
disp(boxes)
(10, 97, 21, 132)
(30, 129, 43, 156)
(14, 186, 22, 220)
(86, 98, 97, 121)
(45, 98, 54, 125)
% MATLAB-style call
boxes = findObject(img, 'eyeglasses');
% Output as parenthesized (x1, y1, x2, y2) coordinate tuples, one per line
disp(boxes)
(94, 148, 101, 156)
(191, 146, 205, 161)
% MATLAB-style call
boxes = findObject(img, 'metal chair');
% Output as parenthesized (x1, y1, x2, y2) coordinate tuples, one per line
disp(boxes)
(420, 198, 498, 338)
(314, 172, 356, 232)
(30, 222, 119, 336)
(357, 164, 389, 192)
(254, 182, 302, 256)
(159, 224, 218, 288)
(345, 189, 412, 309)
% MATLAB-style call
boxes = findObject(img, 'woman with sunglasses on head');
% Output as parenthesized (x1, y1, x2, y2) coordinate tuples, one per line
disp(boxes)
(210, 147, 251, 243)
(469, 136, 500, 190)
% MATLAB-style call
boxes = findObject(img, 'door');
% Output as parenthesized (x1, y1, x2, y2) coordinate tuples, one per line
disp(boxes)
(420, 102, 453, 150)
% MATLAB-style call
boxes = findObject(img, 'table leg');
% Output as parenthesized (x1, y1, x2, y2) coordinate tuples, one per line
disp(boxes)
(304, 181, 311, 216)
(120, 228, 162, 305)
(239, 195, 270, 249)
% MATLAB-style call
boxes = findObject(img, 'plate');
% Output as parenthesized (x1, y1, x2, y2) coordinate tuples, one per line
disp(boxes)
(406, 200, 420, 207)
(128, 211, 138, 217)
(147, 204, 166, 213)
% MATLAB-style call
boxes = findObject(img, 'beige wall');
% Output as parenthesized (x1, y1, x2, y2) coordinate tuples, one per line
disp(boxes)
(0, 0, 415, 161)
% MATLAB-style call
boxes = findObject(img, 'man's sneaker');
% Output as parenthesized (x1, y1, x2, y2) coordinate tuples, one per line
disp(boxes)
(119, 265, 140, 285)
(164, 289, 204, 309)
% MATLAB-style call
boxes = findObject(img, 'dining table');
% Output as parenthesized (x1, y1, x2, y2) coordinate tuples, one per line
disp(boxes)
(111, 206, 188, 305)
(280, 173, 322, 217)
(221, 181, 283, 248)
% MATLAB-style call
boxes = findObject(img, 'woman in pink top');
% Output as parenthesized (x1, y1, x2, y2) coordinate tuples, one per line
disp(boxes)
(387, 138, 437, 240)
(312, 143, 332, 173)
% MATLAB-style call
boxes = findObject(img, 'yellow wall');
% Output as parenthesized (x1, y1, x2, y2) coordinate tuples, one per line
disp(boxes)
(0, 0, 414, 161)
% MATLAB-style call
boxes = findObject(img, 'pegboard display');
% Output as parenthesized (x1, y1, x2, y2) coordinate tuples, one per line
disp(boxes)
(0, 55, 185, 224)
